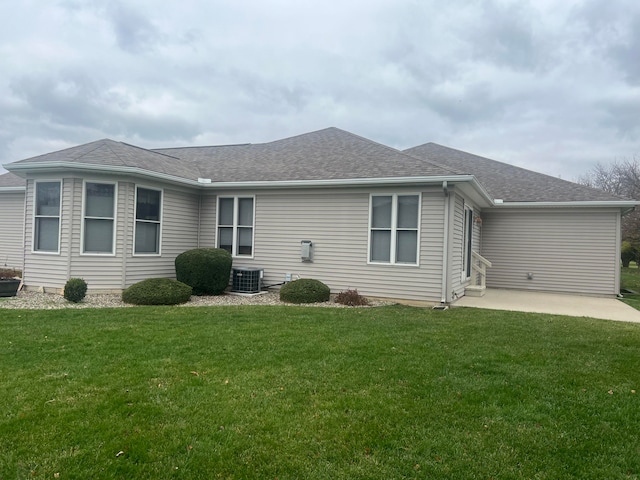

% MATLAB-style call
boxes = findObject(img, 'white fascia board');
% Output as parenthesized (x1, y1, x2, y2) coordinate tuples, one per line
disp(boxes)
(4, 162, 496, 204)
(491, 201, 639, 209)
(5, 162, 202, 187)
(0, 186, 26, 193)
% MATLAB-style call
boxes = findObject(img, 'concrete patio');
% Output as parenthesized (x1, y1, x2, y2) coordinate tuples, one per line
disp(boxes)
(454, 289, 640, 323)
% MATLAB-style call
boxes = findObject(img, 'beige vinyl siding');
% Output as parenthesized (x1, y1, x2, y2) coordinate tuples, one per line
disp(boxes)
(0, 192, 26, 270)
(125, 186, 200, 286)
(481, 209, 620, 295)
(450, 194, 466, 299)
(23, 178, 71, 290)
(229, 187, 445, 302)
(198, 193, 217, 247)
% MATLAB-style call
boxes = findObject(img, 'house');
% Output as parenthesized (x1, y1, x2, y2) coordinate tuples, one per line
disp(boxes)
(0, 127, 635, 304)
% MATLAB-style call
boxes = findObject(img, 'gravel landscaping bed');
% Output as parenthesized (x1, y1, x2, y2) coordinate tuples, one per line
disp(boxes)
(0, 290, 392, 310)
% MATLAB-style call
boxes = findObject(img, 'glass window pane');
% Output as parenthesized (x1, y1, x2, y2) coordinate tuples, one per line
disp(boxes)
(218, 227, 233, 253)
(135, 221, 159, 253)
(84, 219, 113, 253)
(396, 230, 418, 263)
(86, 183, 114, 218)
(372, 196, 392, 228)
(371, 230, 391, 262)
(397, 195, 419, 229)
(35, 218, 59, 252)
(136, 188, 160, 221)
(238, 198, 253, 226)
(218, 198, 234, 225)
(36, 182, 61, 216)
(238, 227, 253, 255)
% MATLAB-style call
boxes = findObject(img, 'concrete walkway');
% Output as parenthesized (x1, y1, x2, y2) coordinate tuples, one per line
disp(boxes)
(454, 289, 640, 323)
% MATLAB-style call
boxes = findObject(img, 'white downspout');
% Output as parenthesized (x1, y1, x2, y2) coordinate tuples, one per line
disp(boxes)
(441, 181, 449, 304)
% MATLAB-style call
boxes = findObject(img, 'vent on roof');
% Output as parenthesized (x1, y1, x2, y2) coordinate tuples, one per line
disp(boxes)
(231, 267, 264, 294)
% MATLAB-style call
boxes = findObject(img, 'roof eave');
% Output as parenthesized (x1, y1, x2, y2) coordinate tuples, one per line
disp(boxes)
(491, 201, 639, 211)
(4, 162, 200, 187)
(0, 186, 26, 193)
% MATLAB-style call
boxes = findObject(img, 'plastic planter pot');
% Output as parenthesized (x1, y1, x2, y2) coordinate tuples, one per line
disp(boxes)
(0, 279, 20, 297)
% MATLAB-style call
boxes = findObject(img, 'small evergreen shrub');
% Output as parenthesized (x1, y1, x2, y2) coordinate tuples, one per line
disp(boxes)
(122, 278, 192, 305)
(175, 248, 232, 295)
(64, 278, 88, 303)
(279, 278, 330, 304)
(335, 289, 369, 306)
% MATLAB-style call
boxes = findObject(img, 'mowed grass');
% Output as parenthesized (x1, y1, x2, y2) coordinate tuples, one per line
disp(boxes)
(1, 305, 639, 479)
(621, 265, 640, 309)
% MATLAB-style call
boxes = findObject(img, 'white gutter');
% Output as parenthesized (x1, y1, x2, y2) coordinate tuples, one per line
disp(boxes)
(441, 181, 450, 304)
(492, 200, 639, 208)
(0, 186, 26, 193)
(5, 161, 496, 204)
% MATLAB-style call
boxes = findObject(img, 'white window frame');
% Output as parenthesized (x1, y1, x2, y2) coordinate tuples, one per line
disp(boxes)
(133, 185, 163, 256)
(462, 204, 473, 281)
(368, 193, 421, 266)
(216, 196, 255, 258)
(32, 180, 62, 255)
(81, 180, 117, 256)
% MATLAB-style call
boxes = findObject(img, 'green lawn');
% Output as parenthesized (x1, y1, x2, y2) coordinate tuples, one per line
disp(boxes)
(621, 266, 640, 309)
(1, 305, 639, 479)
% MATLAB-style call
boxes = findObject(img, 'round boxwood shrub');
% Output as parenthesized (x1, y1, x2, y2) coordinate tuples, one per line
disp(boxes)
(122, 278, 192, 305)
(64, 278, 88, 303)
(279, 278, 330, 304)
(175, 248, 232, 295)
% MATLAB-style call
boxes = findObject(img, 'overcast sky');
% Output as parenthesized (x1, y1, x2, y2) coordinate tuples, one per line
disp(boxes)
(1, 0, 639, 180)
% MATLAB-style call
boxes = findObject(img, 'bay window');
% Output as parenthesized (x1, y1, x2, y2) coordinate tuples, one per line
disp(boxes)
(34, 181, 61, 253)
(83, 182, 116, 254)
(135, 187, 162, 254)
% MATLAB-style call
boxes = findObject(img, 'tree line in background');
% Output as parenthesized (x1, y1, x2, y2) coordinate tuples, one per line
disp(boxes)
(578, 158, 640, 267)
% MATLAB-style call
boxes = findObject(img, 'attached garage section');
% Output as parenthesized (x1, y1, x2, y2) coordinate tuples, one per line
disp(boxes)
(480, 208, 621, 296)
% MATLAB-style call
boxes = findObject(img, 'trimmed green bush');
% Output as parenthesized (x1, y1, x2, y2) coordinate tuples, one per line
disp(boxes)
(175, 248, 232, 295)
(64, 278, 88, 303)
(122, 278, 192, 305)
(279, 278, 330, 304)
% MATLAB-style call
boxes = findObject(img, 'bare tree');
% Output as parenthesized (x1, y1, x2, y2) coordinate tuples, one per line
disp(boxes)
(578, 157, 640, 244)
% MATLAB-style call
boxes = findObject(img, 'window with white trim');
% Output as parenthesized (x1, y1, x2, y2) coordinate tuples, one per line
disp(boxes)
(217, 196, 254, 256)
(369, 194, 420, 264)
(134, 187, 162, 254)
(83, 182, 116, 254)
(34, 181, 61, 253)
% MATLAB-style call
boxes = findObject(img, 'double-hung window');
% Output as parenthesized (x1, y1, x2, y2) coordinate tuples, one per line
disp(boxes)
(135, 187, 162, 254)
(369, 194, 420, 264)
(34, 181, 61, 253)
(217, 197, 254, 256)
(83, 182, 116, 254)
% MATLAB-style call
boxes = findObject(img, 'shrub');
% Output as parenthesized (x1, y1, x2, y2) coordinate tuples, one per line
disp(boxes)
(621, 241, 639, 268)
(335, 289, 369, 306)
(122, 278, 192, 305)
(175, 248, 232, 295)
(64, 278, 88, 303)
(0, 268, 21, 279)
(279, 278, 330, 304)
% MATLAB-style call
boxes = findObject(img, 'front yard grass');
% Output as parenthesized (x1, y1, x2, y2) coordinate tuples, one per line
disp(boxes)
(621, 265, 640, 309)
(1, 305, 639, 479)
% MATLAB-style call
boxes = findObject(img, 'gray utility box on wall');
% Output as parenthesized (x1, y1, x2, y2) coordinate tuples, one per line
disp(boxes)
(231, 267, 264, 294)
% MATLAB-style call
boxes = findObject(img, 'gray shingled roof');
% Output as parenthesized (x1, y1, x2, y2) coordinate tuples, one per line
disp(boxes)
(0, 172, 26, 188)
(155, 127, 456, 181)
(404, 143, 624, 203)
(11, 139, 196, 180)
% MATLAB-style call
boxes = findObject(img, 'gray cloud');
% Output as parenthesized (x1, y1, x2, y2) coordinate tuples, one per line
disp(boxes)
(1, 0, 639, 181)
